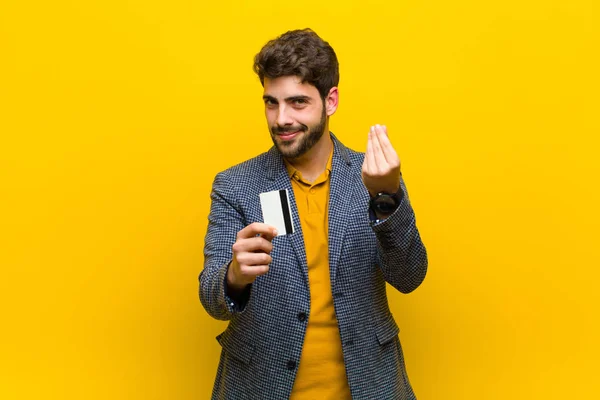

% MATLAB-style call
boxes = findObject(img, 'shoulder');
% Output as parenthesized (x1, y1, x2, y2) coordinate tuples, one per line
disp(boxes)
(347, 147, 365, 164)
(335, 138, 365, 169)
(212, 150, 273, 187)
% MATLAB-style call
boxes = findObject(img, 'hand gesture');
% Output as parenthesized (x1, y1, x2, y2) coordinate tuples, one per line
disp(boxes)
(361, 124, 402, 196)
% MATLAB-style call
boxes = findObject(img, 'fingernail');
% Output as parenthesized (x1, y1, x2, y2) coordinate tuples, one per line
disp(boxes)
(273, 229, 278, 236)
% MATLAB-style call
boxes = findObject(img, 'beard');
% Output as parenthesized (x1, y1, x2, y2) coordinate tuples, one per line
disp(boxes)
(270, 106, 327, 160)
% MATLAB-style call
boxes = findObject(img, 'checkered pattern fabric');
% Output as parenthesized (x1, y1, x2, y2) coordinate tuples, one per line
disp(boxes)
(199, 133, 428, 399)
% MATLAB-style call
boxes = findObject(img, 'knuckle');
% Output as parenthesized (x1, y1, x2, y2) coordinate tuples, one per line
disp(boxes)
(255, 237, 267, 250)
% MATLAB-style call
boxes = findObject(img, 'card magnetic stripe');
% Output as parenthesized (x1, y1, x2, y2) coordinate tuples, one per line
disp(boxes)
(278, 189, 293, 234)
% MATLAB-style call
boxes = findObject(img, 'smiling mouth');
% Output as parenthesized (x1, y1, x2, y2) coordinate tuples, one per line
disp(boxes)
(278, 131, 301, 140)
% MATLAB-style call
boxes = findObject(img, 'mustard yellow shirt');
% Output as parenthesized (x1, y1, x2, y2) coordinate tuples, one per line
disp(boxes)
(286, 149, 352, 399)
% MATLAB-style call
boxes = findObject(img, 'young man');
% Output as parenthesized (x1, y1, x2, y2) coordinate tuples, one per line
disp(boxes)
(199, 28, 428, 400)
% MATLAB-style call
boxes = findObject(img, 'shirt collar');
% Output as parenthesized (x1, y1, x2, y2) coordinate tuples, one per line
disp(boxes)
(284, 145, 334, 182)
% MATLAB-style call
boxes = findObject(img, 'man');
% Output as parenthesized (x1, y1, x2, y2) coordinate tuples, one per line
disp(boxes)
(199, 28, 427, 399)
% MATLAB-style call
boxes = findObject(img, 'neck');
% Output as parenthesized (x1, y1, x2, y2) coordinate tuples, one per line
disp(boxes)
(285, 130, 333, 183)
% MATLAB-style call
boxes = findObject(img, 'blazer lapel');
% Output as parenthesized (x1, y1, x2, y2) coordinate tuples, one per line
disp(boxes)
(264, 146, 309, 290)
(328, 134, 354, 290)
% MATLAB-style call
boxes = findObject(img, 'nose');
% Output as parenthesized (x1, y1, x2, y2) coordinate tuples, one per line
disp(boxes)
(276, 104, 294, 127)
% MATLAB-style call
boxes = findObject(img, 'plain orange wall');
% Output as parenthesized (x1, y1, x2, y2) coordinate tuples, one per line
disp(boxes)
(1, 1, 599, 399)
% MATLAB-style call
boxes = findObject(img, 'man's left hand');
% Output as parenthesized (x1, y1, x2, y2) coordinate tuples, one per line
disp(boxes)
(361, 124, 402, 196)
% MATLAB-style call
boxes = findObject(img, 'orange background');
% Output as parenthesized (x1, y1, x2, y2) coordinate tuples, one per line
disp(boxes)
(1, 1, 599, 398)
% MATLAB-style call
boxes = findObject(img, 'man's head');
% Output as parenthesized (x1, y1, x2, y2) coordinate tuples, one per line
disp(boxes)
(253, 29, 339, 160)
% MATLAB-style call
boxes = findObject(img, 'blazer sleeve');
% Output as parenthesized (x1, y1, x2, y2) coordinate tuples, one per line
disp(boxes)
(199, 171, 251, 321)
(372, 176, 428, 293)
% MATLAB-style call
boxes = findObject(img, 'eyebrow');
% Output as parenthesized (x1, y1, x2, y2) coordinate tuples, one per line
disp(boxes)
(262, 95, 312, 103)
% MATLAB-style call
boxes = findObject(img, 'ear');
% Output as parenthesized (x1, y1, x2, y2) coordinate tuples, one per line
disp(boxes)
(324, 87, 339, 117)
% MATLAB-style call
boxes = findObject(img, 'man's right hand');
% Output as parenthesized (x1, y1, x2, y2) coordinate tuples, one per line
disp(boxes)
(227, 222, 278, 294)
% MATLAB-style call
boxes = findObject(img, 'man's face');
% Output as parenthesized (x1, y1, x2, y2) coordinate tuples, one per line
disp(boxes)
(263, 76, 327, 160)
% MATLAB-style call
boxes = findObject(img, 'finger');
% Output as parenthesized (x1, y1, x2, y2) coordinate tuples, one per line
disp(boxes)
(376, 125, 399, 165)
(237, 252, 273, 267)
(233, 237, 273, 254)
(237, 222, 278, 240)
(370, 125, 388, 171)
(239, 265, 270, 278)
(257, 231, 277, 241)
(248, 237, 274, 253)
(365, 127, 376, 173)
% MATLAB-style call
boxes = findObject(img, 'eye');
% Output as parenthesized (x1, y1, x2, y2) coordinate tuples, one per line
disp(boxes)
(264, 99, 277, 107)
(294, 99, 306, 104)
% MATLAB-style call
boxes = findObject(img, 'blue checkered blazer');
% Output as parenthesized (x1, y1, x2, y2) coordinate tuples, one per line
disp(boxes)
(200, 133, 427, 399)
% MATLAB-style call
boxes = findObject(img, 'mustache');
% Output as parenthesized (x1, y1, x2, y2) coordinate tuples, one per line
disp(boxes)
(271, 125, 307, 135)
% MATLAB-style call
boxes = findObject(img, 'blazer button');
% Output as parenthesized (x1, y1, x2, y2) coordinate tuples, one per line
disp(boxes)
(287, 360, 297, 370)
(297, 312, 307, 322)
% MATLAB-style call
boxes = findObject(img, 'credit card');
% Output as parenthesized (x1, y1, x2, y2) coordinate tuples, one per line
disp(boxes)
(259, 189, 294, 236)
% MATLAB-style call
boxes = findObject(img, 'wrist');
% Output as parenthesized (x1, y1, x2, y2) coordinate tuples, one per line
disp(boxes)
(226, 261, 247, 294)
(369, 188, 403, 215)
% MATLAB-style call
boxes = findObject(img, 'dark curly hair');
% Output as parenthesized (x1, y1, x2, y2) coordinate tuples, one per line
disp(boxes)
(253, 28, 339, 100)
